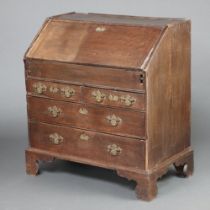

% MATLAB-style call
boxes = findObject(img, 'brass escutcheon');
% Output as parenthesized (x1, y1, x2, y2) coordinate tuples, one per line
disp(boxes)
(49, 133, 63, 145)
(33, 82, 47, 94)
(120, 95, 136, 107)
(107, 144, 122, 156)
(48, 106, 62, 117)
(49, 86, 59, 93)
(108, 94, 119, 102)
(80, 133, 90, 141)
(106, 114, 121, 127)
(79, 108, 88, 115)
(95, 26, 106, 32)
(61, 87, 75, 98)
(92, 90, 106, 103)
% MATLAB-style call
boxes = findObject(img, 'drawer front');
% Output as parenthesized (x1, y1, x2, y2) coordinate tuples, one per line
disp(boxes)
(26, 61, 145, 92)
(26, 79, 81, 102)
(29, 122, 146, 170)
(83, 87, 145, 110)
(28, 97, 145, 138)
(27, 79, 145, 110)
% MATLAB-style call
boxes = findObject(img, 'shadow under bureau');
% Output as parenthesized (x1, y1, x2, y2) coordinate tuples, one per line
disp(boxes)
(24, 12, 194, 201)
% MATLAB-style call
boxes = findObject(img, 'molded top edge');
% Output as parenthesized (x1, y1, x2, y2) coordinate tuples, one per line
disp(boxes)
(51, 12, 189, 28)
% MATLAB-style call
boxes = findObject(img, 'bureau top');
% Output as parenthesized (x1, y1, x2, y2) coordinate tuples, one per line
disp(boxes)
(53, 12, 187, 28)
(25, 12, 189, 70)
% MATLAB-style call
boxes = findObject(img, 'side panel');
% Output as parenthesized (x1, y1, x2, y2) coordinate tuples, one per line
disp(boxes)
(146, 21, 191, 168)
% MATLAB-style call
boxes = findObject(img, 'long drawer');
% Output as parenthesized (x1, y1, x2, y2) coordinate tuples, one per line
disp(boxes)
(26, 78, 145, 110)
(25, 60, 145, 92)
(29, 122, 146, 170)
(27, 96, 145, 138)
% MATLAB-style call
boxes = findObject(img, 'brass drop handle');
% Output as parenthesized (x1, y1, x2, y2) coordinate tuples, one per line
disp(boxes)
(49, 133, 63, 145)
(48, 106, 62, 117)
(61, 87, 75, 98)
(120, 95, 136, 107)
(107, 144, 122, 156)
(80, 133, 90, 141)
(106, 114, 121, 127)
(33, 82, 47, 94)
(92, 90, 106, 103)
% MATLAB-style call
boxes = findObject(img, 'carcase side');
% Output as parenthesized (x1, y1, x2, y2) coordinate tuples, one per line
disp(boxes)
(145, 20, 191, 168)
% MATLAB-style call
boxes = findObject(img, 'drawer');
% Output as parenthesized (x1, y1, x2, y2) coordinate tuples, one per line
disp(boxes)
(26, 79, 145, 110)
(29, 122, 146, 170)
(83, 87, 145, 110)
(27, 96, 145, 138)
(26, 79, 81, 102)
(26, 60, 145, 92)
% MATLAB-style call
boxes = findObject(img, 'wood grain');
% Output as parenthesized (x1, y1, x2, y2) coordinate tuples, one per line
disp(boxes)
(26, 19, 163, 69)
(145, 21, 191, 168)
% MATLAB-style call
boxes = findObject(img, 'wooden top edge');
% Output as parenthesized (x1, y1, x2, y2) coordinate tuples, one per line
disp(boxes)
(51, 12, 189, 27)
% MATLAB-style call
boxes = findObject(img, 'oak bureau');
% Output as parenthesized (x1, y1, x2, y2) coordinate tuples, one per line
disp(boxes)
(24, 12, 194, 201)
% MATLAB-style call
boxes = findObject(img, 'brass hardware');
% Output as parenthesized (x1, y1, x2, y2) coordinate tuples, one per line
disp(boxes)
(107, 144, 122, 156)
(49, 86, 59, 93)
(79, 108, 88, 115)
(106, 114, 121, 127)
(33, 82, 47, 94)
(92, 90, 106, 103)
(96, 26, 106, 32)
(80, 133, 90, 141)
(140, 73, 144, 84)
(48, 106, 62, 117)
(61, 87, 75, 98)
(49, 133, 63, 145)
(120, 95, 136, 107)
(108, 94, 119, 102)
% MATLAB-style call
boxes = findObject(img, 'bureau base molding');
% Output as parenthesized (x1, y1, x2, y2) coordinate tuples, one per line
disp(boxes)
(117, 148, 194, 201)
(25, 147, 193, 201)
